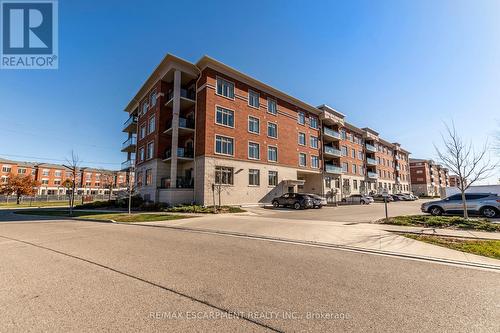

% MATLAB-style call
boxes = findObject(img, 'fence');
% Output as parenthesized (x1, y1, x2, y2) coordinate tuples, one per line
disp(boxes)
(0, 194, 119, 204)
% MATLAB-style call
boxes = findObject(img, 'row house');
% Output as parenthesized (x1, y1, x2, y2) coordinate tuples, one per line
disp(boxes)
(409, 158, 450, 196)
(121, 54, 412, 205)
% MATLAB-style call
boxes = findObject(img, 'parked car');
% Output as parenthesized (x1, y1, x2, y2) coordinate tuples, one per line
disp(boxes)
(390, 194, 404, 201)
(305, 194, 327, 208)
(421, 193, 500, 218)
(372, 194, 394, 202)
(341, 194, 374, 205)
(272, 193, 314, 210)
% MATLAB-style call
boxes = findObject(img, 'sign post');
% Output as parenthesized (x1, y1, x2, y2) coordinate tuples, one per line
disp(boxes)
(382, 188, 389, 222)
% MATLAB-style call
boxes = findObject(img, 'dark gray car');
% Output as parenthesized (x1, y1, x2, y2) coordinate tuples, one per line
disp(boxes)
(421, 193, 500, 218)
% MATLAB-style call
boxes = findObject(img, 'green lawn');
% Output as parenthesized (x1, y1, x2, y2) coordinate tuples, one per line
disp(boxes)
(0, 201, 71, 208)
(15, 210, 189, 222)
(379, 215, 499, 232)
(405, 234, 500, 260)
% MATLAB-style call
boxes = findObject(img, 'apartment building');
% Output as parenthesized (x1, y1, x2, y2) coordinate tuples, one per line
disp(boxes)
(448, 174, 463, 188)
(121, 54, 411, 206)
(0, 158, 128, 195)
(409, 158, 449, 196)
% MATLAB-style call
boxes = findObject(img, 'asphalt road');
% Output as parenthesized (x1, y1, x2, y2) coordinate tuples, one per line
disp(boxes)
(0, 216, 499, 332)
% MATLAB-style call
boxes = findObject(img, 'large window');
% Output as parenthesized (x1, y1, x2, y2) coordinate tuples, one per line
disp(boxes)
(342, 162, 348, 173)
(268, 171, 278, 186)
(299, 153, 307, 167)
(311, 155, 319, 168)
(249, 169, 260, 186)
(341, 146, 348, 156)
(351, 148, 355, 158)
(248, 90, 259, 108)
(215, 166, 233, 185)
(298, 112, 305, 125)
(141, 102, 148, 115)
(148, 116, 155, 134)
(267, 122, 278, 138)
(145, 169, 152, 185)
(147, 142, 154, 159)
(309, 116, 318, 129)
(42, 169, 49, 176)
(18, 168, 27, 174)
(216, 77, 234, 98)
(150, 88, 157, 107)
(216, 106, 234, 127)
(298, 132, 306, 145)
(140, 125, 146, 139)
(267, 98, 277, 115)
(248, 116, 260, 134)
(268, 146, 278, 162)
(2, 165, 11, 173)
(139, 147, 145, 161)
(215, 135, 234, 156)
(248, 142, 260, 160)
(310, 136, 318, 148)
(352, 164, 357, 174)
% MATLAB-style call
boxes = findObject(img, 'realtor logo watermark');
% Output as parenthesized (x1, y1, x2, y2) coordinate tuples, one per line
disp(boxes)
(1, 0, 58, 69)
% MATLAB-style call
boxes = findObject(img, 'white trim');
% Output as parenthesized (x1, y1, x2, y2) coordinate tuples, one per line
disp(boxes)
(247, 141, 260, 160)
(146, 141, 154, 160)
(247, 115, 260, 134)
(214, 104, 235, 129)
(267, 97, 278, 116)
(297, 111, 306, 125)
(215, 75, 236, 100)
(266, 121, 278, 139)
(298, 132, 306, 146)
(298, 152, 307, 167)
(267, 145, 278, 163)
(247, 89, 260, 109)
(309, 135, 319, 149)
(214, 134, 235, 157)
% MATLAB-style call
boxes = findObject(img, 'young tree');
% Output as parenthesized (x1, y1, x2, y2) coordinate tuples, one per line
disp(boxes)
(100, 172, 115, 201)
(435, 122, 498, 219)
(0, 174, 39, 204)
(63, 151, 81, 216)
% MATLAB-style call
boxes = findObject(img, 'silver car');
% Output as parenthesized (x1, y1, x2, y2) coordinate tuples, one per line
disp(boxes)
(421, 193, 500, 218)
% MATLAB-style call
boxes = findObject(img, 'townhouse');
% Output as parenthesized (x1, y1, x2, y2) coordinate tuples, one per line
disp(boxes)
(409, 158, 449, 196)
(0, 158, 128, 195)
(121, 54, 411, 206)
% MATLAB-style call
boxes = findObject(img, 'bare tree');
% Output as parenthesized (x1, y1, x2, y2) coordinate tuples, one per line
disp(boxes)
(63, 151, 81, 216)
(435, 122, 498, 219)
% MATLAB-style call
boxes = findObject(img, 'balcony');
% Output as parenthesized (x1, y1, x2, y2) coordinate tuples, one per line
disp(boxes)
(121, 137, 137, 152)
(325, 164, 343, 174)
(165, 88, 196, 110)
(164, 117, 195, 134)
(122, 116, 137, 133)
(160, 177, 194, 189)
(324, 146, 341, 157)
(365, 144, 377, 153)
(323, 127, 341, 140)
(367, 171, 378, 179)
(121, 159, 135, 170)
(163, 147, 194, 162)
(366, 157, 377, 166)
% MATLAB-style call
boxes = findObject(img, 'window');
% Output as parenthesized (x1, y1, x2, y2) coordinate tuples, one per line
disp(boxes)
(325, 176, 331, 188)
(352, 164, 357, 174)
(298, 112, 305, 125)
(42, 169, 49, 176)
(341, 146, 348, 156)
(215, 135, 234, 156)
(248, 142, 260, 160)
(54, 170, 62, 177)
(358, 151, 363, 160)
(140, 125, 146, 139)
(2, 165, 11, 173)
(41, 179, 49, 185)
(216, 77, 234, 98)
(216, 106, 234, 127)
(248, 116, 259, 133)
(139, 147, 145, 161)
(353, 180, 358, 190)
(359, 165, 364, 175)
(145, 169, 152, 185)
(141, 102, 148, 115)
(268, 171, 278, 186)
(147, 142, 154, 159)
(311, 156, 319, 168)
(150, 88, 157, 108)
(267, 122, 278, 138)
(215, 166, 233, 185)
(248, 90, 259, 108)
(298, 132, 306, 145)
(341, 162, 348, 173)
(148, 116, 155, 134)
(267, 98, 277, 115)
(340, 129, 346, 139)
(268, 146, 278, 162)
(416, 170, 423, 174)
(54, 180, 61, 185)
(309, 116, 318, 129)
(310, 136, 318, 148)
(136, 172, 143, 187)
(351, 149, 356, 158)
(249, 169, 260, 186)
(18, 168, 27, 174)
(299, 153, 307, 167)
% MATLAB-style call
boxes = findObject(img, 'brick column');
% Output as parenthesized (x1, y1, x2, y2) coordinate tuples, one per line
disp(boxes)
(170, 69, 181, 188)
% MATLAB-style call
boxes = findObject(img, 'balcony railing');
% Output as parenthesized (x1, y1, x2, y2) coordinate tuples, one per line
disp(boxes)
(324, 146, 341, 157)
(123, 116, 137, 132)
(166, 117, 195, 131)
(164, 148, 194, 159)
(366, 144, 377, 153)
(121, 159, 135, 170)
(325, 164, 343, 174)
(160, 177, 194, 189)
(367, 171, 378, 179)
(366, 157, 377, 165)
(167, 88, 196, 102)
(323, 127, 341, 139)
(121, 137, 137, 150)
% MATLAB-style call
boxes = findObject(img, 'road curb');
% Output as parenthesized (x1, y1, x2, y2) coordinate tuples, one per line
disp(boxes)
(388, 230, 500, 241)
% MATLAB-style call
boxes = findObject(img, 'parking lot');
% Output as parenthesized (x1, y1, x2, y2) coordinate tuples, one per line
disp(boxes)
(245, 200, 431, 223)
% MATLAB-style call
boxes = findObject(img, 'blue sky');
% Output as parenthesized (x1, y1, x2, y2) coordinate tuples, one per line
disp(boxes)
(0, 0, 498, 182)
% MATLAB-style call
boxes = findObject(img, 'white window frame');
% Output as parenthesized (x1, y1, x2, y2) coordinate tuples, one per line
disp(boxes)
(309, 116, 319, 129)
(299, 153, 307, 167)
(150, 88, 157, 107)
(297, 111, 305, 125)
(248, 115, 260, 134)
(267, 145, 278, 163)
(146, 141, 154, 160)
(311, 155, 319, 169)
(139, 147, 145, 162)
(248, 169, 260, 186)
(140, 125, 146, 139)
(148, 115, 155, 134)
(216, 76, 235, 100)
(267, 97, 277, 115)
(248, 89, 260, 108)
(267, 121, 278, 139)
(248, 141, 260, 160)
(310, 135, 318, 149)
(298, 132, 306, 146)
(215, 105, 235, 128)
(268, 170, 278, 186)
(215, 135, 235, 156)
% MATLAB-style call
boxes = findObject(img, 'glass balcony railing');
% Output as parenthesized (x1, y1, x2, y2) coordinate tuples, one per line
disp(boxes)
(323, 127, 340, 139)
(324, 146, 341, 157)
(166, 117, 195, 131)
(123, 116, 137, 130)
(121, 137, 137, 150)
(165, 148, 194, 159)
(366, 144, 377, 152)
(121, 159, 135, 170)
(325, 164, 343, 174)
(366, 157, 377, 165)
(367, 171, 378, 178)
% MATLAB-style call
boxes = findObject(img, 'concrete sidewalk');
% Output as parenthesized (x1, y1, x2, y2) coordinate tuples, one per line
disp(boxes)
(136, 213, 500, 268)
